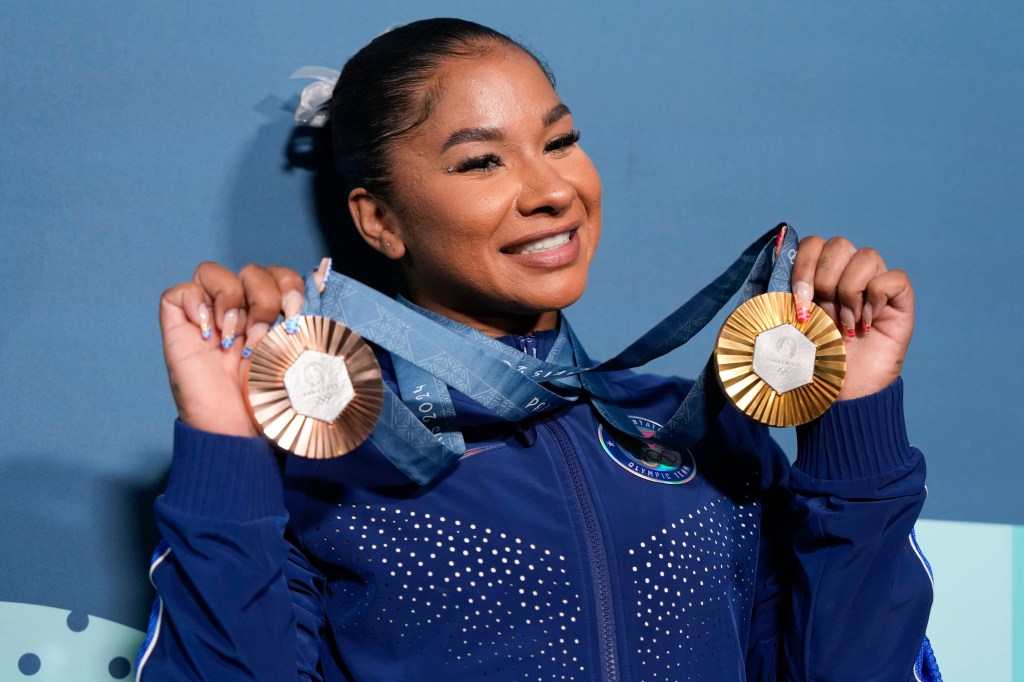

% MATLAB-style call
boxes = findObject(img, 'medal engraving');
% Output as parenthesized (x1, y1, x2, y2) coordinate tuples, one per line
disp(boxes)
(243, 315, 384, 458)
(714, 292, 845, 427)
(284, 350, 356, 423)
(751, 324, 816, 394)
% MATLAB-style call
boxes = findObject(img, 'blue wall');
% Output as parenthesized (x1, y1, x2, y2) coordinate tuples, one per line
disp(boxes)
(2, 1, 1022, 678)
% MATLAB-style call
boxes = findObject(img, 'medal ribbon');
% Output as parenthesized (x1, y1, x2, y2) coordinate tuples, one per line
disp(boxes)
(301, 224, 798, 484)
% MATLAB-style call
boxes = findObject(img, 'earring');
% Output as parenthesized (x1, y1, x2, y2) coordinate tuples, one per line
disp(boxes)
(383, 239, 391, 249)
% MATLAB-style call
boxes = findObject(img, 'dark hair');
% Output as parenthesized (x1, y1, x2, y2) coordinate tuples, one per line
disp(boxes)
(328, 18, 554, 202)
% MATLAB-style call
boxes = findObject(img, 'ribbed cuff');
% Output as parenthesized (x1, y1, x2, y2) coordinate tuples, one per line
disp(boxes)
(162, 419, 285, 521)
(794, 378, 913, 481)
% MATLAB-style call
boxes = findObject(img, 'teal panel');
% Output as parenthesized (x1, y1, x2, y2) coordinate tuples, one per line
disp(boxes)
(1014, 526, 1024, 682)
(0, 602, 144, 682)
(914, 520, 1012, 681)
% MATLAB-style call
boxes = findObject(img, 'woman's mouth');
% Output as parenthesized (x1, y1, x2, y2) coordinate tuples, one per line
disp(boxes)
(503, 228, 577, 255)
(500, 227, 582, 269)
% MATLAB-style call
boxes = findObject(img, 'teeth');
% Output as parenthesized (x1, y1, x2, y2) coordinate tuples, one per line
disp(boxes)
(510, 231, 572, 255)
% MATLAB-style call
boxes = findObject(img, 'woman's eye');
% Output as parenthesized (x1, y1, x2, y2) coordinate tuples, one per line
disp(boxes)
(454, 154, 503, 173)
(545, 129, 581, 154)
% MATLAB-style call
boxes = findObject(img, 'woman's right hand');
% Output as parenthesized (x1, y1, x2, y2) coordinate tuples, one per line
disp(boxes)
(159, 262, 308, 437)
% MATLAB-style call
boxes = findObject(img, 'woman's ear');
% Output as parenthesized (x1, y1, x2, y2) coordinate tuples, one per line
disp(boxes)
(348, 187, 406, 260)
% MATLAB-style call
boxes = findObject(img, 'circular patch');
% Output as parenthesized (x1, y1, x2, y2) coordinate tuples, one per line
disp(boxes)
(598, 416, 696, 484)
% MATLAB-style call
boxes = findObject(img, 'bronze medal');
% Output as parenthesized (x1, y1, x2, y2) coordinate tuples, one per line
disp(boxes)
(714, 292, 846, 427)
(243, 315, 383, 457)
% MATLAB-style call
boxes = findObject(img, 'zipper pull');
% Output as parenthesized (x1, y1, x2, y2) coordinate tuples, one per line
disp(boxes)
(516, 335, 538, 358)
(513, 421, 538, 447)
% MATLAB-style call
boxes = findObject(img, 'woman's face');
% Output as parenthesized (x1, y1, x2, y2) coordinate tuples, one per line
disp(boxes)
(377, 46, 602, 336)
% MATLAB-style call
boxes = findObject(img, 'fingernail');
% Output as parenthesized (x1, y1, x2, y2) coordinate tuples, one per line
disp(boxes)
(220, 309, 239, 349)
(242, 322, 268, 359)
(315, 257, 333, 293)
(793, 281, 813, 323)
(283, 290, 303, 334)
(774, 224, 788, 256)
(839, 307, 857, 338)
(861, 302, 873, 332)
(198, 303, 212, 340)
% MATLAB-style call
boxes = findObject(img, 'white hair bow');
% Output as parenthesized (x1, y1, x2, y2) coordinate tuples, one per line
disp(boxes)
(291, 66, 341, 128)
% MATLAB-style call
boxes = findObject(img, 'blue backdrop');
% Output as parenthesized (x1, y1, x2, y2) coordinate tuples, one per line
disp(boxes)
(2, 1, 1022, 679)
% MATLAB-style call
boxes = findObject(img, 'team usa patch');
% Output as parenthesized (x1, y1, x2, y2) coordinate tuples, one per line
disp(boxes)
(598, 416, 697, 484)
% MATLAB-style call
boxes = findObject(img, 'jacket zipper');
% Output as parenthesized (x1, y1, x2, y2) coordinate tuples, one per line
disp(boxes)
(541, 417, 620, 682)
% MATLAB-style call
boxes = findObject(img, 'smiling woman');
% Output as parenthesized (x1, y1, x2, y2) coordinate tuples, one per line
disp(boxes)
(142, 17, 939, 682)
(347, 45, 601, 336)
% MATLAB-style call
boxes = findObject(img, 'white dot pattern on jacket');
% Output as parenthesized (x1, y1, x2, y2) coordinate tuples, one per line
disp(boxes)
(628, 499, 761, 680)
(322, 505, 587, 678)
(314, 496, 760, 679)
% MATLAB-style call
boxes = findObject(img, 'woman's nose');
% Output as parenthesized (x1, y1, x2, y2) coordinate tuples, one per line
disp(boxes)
(515, 159, 577, 216)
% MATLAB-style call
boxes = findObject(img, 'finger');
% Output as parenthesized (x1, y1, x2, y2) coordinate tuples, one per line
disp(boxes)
(236, 264, 285, 357)
(835, 248, 887, 335)
(267, 266, 307, 333)
(160, 281, 214, 340)
(865, 269, 914, 323)
(812, 237, 857, 307)
(791, 236, 824, 321)
(238, 265, 286, 328)
(193, 262, 245, 335)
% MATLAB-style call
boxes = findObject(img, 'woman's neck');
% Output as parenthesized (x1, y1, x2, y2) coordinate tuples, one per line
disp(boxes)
(400, 291, 559, 338)
(458, 310, 559, 338)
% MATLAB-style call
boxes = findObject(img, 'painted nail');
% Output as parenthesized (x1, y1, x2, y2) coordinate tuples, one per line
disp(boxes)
(839, 307, 857, 338)
(774, 224, 789, 256)
(198, 303, 212, 340)
(283, 290, 303, 334)
(242, 322, 268, 359)
(220, 309, 239, 349)
(315, 257, 332, 293)
(793, 281, 813, 323)
(861, 302, 873, 332)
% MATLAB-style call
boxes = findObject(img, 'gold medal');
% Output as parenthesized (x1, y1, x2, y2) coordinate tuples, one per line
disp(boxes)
(242, 315, 383, 458)
(714, 292, 845, 427)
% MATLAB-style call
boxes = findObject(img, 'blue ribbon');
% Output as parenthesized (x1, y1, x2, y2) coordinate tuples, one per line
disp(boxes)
(301, 224, 798, 484)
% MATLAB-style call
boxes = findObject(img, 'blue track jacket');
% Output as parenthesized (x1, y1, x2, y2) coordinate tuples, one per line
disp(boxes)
(139, 331, 938, 681)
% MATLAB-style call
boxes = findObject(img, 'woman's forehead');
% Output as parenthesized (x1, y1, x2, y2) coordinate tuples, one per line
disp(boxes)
(423, 49, 564, 133)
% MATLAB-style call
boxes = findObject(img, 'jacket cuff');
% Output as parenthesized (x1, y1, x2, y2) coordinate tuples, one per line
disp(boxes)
(161, 419, 285, 521)
(794, 378, 914, 481)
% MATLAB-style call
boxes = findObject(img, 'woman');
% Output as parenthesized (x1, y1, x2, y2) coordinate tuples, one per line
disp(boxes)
(142, 18, 936, 681)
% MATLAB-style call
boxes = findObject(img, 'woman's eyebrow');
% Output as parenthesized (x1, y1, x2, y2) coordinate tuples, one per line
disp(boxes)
(441, 127, 502, 153)
(440, 103, 573, 153)
(543, 103, 571, 127)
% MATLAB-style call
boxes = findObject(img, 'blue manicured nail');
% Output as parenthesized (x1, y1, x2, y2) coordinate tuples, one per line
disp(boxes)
(198, 304, 212, 340)
(241, 347, 253, 359)
(220, 334, 236, 349)
(284, 316, 300, 334)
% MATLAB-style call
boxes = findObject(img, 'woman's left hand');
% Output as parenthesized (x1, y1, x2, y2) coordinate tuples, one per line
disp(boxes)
(791, 236, 914, 401)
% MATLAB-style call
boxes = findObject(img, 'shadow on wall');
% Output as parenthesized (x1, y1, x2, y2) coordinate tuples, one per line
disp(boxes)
(0, 454, 168, 631)
(0, 96, 403, 680)
(223, 96, 397, 293)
